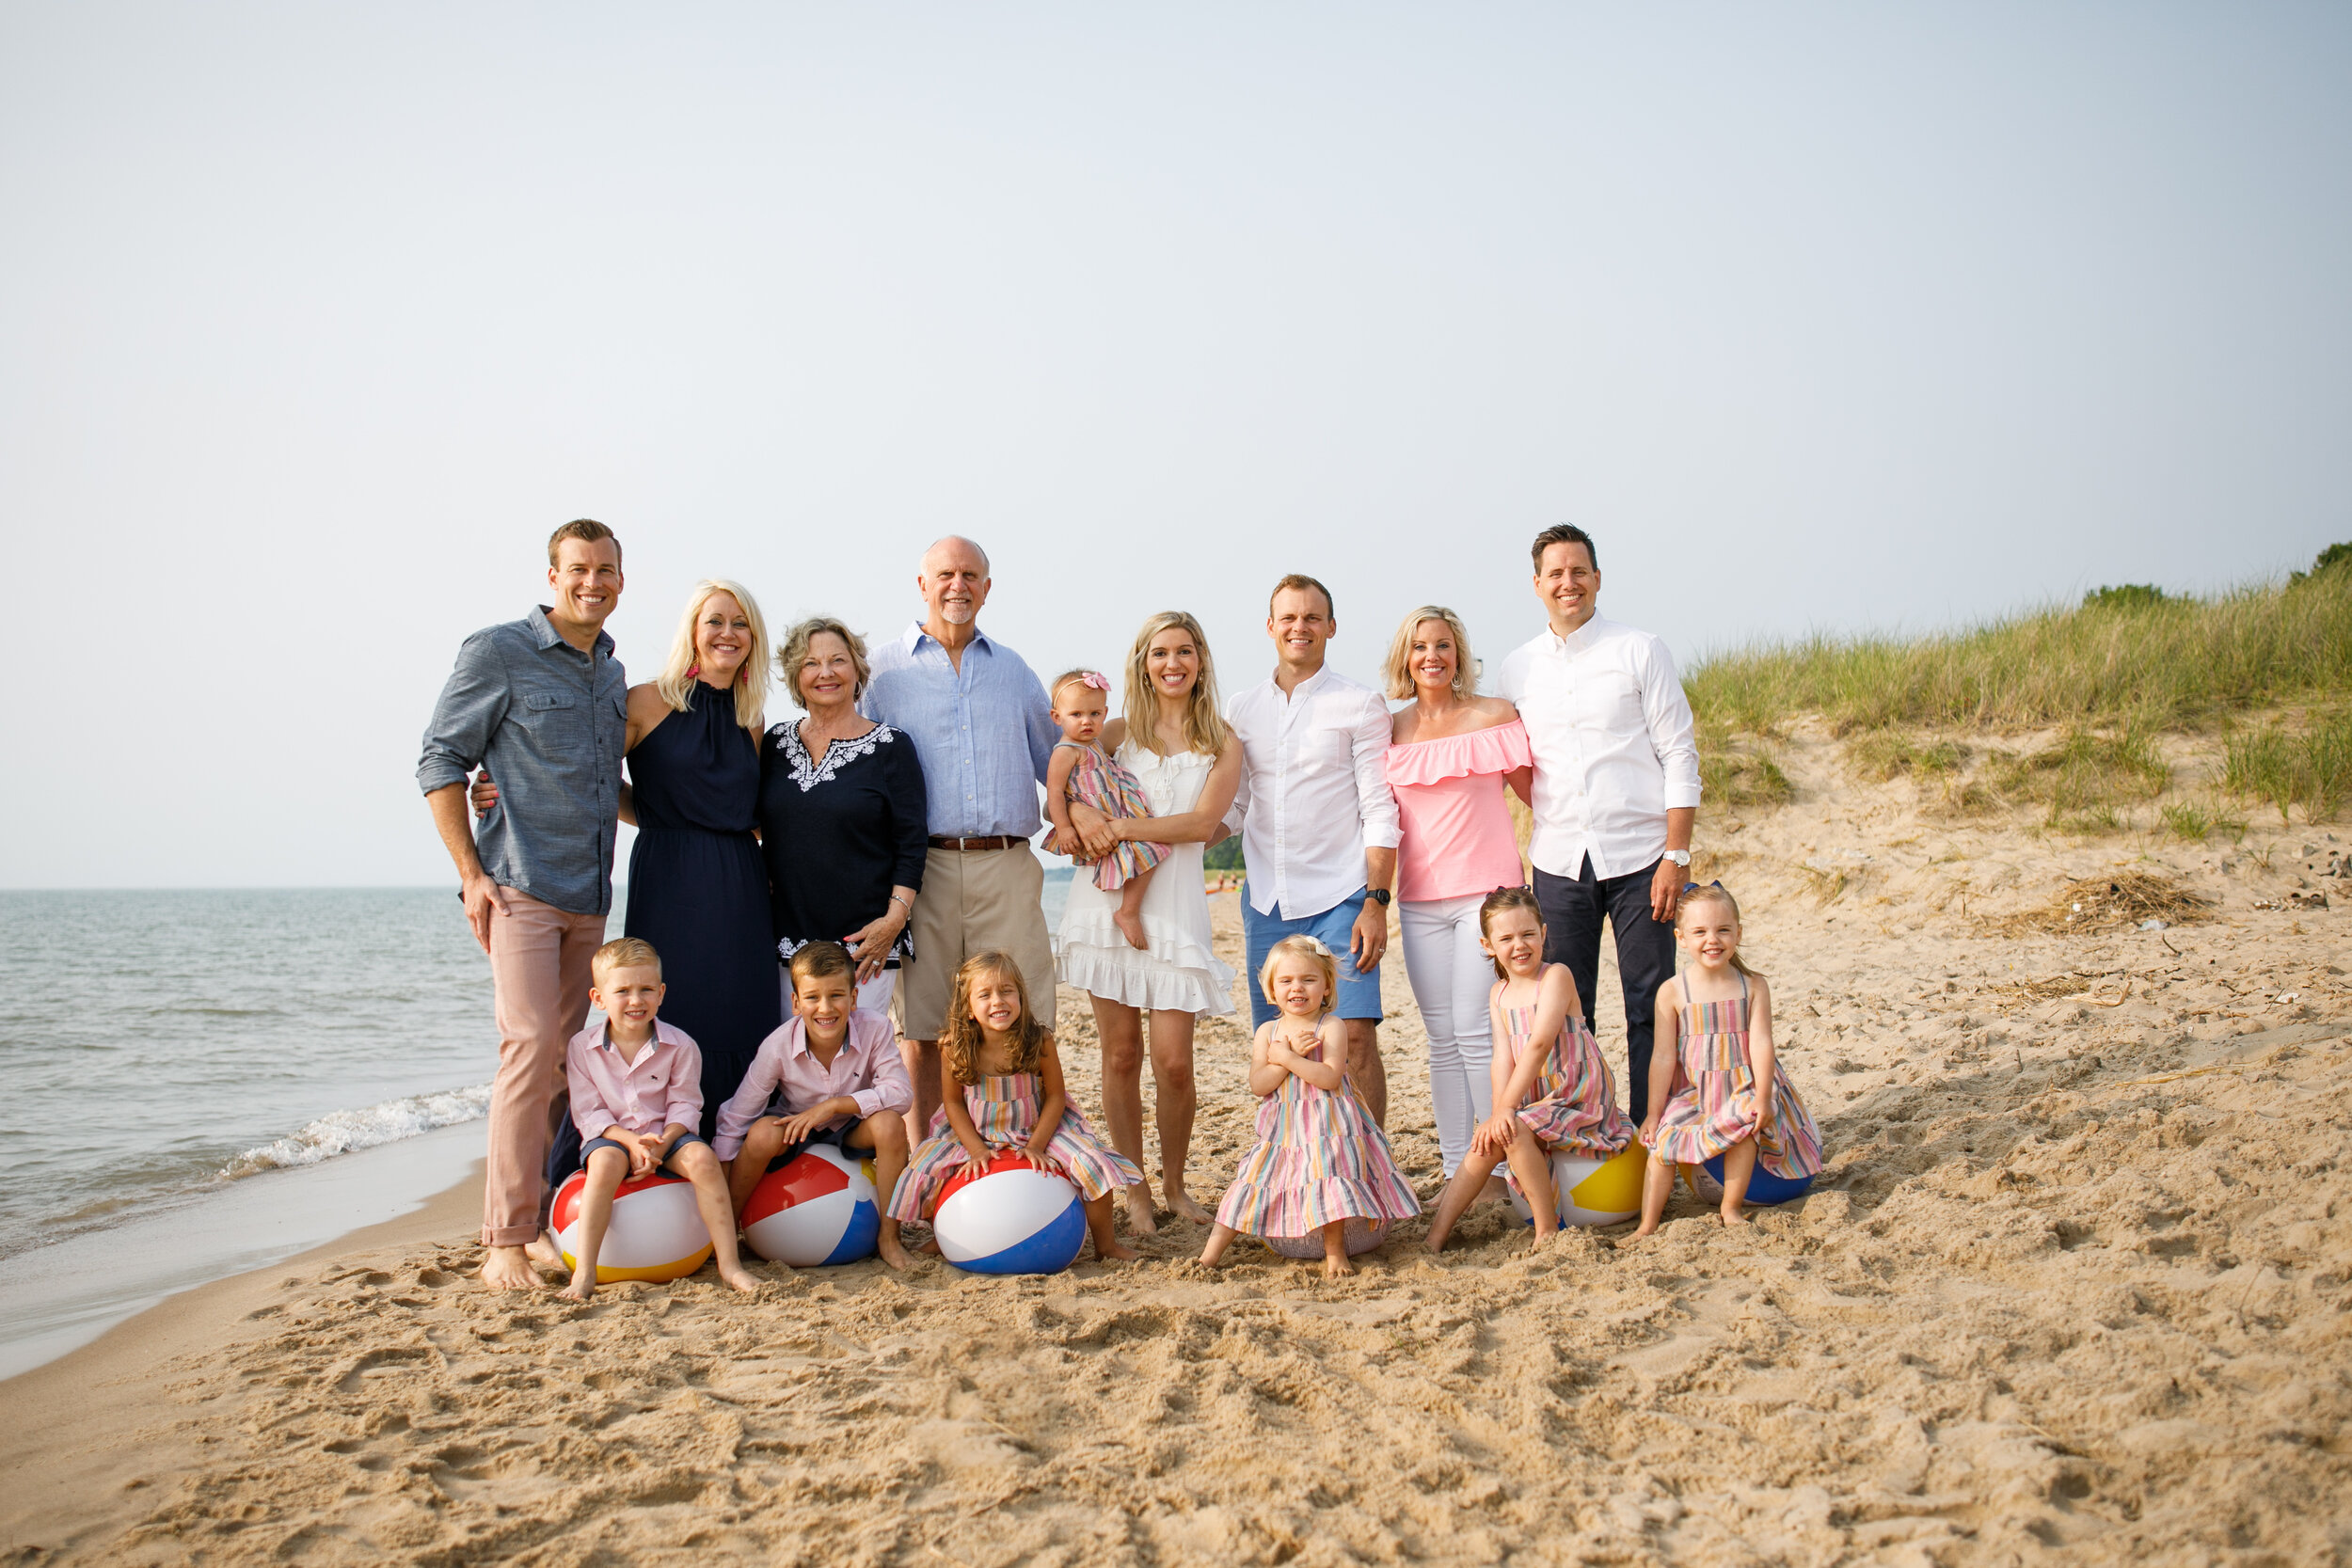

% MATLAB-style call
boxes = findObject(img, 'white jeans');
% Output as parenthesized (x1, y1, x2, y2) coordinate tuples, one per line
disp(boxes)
(1399, 895, 1497, 1177)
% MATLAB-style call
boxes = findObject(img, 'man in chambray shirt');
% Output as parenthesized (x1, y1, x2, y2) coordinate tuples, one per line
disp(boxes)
(419, 519, 628, 1291)
(862, 535, 1057, 1143)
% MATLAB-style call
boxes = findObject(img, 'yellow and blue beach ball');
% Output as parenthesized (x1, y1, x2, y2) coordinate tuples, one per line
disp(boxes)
(1508, 1145, 1647, 1227)
(740, 1144, 882, 1266)
(932, 1150, 1088, 1275)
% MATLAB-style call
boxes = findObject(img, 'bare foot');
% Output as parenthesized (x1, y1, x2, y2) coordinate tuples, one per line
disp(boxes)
(1475, 1175, 1512, 1207)
(917, 1234, 941, 1256)
(555, 1271, 595, 1303)
(878, 1232, 916, 1271)
(525, 1232, 564, 1269)
(1165, 1186, 1214, 1227)
(1422, 1232, 1448, 1255)
(1720, 1209, 1750, 1227)
(719, 1264, 762, 1293)
(481, 1244, 544, 1291)
(1113, 909, 1149, 951)
(1122, 1190, 1160, 1238)
(1198, 1248, 1227, 1268)
(1093, 1236, 1139, 1261)
(1322, 1252, 1354, 1279)
(1630, 1221, 1661, 1239)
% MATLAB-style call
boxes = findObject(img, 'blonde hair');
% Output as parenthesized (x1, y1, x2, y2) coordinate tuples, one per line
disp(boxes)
(777, 616, 872, 708)
(1122, 610, 1232, 758)
(1257, 935, 1339, 1014)
(1048, 669, 1109, 708)
(1383, 605, 1477, 703)
(940, 952, 1047, 1085)
(1677, 883, 1760, 978)
(657, 579, 771, 732)
(591, 937, 661, 982)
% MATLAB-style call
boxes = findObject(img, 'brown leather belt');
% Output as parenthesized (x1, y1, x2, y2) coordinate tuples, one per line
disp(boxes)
(928, 834, 1025, 852)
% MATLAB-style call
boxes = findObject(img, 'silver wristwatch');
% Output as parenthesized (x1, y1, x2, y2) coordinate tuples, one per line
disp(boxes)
(1662, 849, 1691, 867)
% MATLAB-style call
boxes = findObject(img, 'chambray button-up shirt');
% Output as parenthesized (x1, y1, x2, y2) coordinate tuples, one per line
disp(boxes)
(417, 606, 628, 915)
(862, 622, 1056, 840)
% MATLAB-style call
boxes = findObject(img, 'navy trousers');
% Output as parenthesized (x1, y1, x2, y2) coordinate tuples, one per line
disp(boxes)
(1533, 855, 1677, 1124)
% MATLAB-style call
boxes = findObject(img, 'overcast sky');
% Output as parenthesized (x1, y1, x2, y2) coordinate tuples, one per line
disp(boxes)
(4, 3, 2346, 889)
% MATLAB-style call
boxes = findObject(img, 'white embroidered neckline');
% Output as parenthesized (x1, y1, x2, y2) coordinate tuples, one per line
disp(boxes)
(776, 721, 894, 792)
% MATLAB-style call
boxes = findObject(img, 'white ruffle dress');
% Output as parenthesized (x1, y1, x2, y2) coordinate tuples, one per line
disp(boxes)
(1053, 742, 1237, 1015)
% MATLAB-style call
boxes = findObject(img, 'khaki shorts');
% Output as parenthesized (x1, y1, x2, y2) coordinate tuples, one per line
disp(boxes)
(902, 843, 1058, 1039)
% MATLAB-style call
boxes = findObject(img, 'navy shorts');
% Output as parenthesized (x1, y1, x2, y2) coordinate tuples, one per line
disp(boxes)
(1242, 884, 1386, 1028)
(578, 1130, 709, 1178)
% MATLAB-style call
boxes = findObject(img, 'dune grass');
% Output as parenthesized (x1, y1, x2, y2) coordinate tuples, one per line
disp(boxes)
(1685, 565, 2351, 736)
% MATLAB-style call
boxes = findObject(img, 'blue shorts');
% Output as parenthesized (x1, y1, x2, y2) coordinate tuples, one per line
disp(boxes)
(578, 1130, 708, 1178)
(1242, 884, 1386, 1028)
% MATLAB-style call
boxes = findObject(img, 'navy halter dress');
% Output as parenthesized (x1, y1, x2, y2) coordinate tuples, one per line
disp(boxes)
(622, 681, 781, 1138)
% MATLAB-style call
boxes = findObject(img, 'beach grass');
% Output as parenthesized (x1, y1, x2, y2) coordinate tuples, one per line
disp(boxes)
(1683, 561, 2351, 736)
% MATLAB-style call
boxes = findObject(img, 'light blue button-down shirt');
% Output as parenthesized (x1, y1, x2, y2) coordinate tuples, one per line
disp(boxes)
(863, 622, 1056, 839)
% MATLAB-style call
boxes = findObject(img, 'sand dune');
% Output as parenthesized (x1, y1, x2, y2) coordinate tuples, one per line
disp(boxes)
(4, 725, 2346, 1564)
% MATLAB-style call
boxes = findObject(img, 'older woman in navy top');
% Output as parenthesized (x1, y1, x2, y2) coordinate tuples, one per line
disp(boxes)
(758, 617, 929, 1018)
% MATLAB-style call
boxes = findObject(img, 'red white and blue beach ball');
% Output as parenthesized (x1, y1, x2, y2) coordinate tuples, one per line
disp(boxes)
(741, 1145, 882, 1267)
(931, 1150, 1087, 1275)
(551, 1169, 713, 1283)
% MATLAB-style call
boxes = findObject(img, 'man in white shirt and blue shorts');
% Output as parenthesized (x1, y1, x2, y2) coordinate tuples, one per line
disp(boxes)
(1495, 524, 1701, 1123)
(1223, 574, 1402, 1126)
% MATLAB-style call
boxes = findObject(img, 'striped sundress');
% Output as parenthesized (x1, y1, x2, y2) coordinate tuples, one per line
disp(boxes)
(1057, 741, 1170, 893)
(1644, 972, 1823, 1180)
(1495, 980, 1636, 1165)
(1213, 1031, 1421, 1239)
(888, 1071, 1142, 1222)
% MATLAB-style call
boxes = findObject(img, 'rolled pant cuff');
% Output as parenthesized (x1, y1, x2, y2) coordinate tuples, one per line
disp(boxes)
(481, 1224, 545, 1248)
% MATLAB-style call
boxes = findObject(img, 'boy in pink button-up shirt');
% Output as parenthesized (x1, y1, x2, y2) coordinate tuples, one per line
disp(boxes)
(718, 942, 915, 1271)
(559, 939, 761, 1302)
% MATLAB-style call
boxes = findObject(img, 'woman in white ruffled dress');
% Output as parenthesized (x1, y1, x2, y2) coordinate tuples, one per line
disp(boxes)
(1053, 610, 1241, 1235)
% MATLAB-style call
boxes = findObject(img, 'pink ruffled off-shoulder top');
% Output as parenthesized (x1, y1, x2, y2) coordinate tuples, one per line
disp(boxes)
(1383, 718, 1532, 904)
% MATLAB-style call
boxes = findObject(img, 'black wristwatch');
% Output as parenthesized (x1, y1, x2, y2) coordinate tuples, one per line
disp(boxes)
(1368, 887, 1391, 907)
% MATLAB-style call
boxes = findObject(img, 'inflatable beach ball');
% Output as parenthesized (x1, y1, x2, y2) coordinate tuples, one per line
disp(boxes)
(1508, 1145, 1647, 1227)
(1684, 1158, 1816, 1207)
(551, 1169, 713, 1283)
(932, 1150, 1087, 1275)
(1263, 1215, 1391, 1259)
(741, 1144, 882, 1267)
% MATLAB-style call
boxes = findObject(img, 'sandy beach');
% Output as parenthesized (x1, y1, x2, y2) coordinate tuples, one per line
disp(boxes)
(4, 725, 2346, 1564)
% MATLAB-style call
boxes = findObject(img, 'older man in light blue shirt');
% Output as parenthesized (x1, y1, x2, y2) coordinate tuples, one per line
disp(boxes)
(863, 535, 1059, 1141)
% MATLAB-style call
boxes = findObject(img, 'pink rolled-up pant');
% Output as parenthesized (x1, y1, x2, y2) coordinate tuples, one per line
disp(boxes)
(483, 888, 608, 1247)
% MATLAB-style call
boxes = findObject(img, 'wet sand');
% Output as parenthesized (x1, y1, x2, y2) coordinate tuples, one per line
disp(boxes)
(4, 726, 2346, 1564)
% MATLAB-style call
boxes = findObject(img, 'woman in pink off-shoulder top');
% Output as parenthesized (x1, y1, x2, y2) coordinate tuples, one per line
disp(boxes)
(1382, 606, 1534, 1180)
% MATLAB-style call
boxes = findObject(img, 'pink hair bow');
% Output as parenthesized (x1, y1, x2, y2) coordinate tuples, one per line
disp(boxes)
(1079, 671, 1110, 689)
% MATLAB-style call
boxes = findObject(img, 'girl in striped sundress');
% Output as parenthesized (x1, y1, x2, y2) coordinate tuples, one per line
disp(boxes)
(1422, 888, 1636, 1251)
(1635, 883, 1823, 1232)
(1200, 935, 1421, 1278)
(890, 951, 1141, 1263)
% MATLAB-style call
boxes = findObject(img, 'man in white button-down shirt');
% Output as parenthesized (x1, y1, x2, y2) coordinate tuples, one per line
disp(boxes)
(1223, 575, 1402, 1125)
(1494, 524, 1701, 1122)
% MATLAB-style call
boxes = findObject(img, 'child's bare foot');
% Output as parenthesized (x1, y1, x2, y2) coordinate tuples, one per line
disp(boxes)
(1165, 1186, 1214, 1226)
(719, 1263, 762, 1293)
(1122, 1190, 1159, 1237)
(1322, 1252, 1354, 1278)
(878, 1231, 916, 1270)
(1094, 1236, 1139, 1261)
(525, 1233, 564, 1269)
(1475, 1175, 1512, 1207)
(1720, 1208, 1750, 1227)
(556, 1271, 596, 1303)
(917, 1233, 941, 1256)
(1630, 1220, 1661, 1239)
(1113, 909, 1150, 951)
(1421, 1232, 1448, 1256)
(480, 1244, 544, 1291)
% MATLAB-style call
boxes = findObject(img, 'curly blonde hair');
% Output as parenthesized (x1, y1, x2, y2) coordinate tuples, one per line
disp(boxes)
(940, 952, 1047, 1085)
(776, 616, 871, 708)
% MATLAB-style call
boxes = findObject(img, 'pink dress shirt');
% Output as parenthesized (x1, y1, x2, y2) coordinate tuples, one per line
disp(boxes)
(713, 1009, 913, 1160)
(1385, 719, 1533, 904)
(565, 1019, 705, 1142)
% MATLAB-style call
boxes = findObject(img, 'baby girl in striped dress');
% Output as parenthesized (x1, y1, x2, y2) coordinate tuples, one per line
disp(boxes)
(1200, 936, 1420, 1277)
(1042, 669, 1168, 951)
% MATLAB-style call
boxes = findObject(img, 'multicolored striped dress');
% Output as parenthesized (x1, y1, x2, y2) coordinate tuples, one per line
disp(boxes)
(888, 1072, 1143, 1222)
(1057, 741, 1170, 892)
(1213, 1029, 1421, 1238)
(1644, 972, 1823, 1180)
(1495, 979, 1636, 1168)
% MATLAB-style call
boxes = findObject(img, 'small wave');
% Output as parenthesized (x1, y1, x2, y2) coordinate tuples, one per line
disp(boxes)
(222, 1085, 491, 1177)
